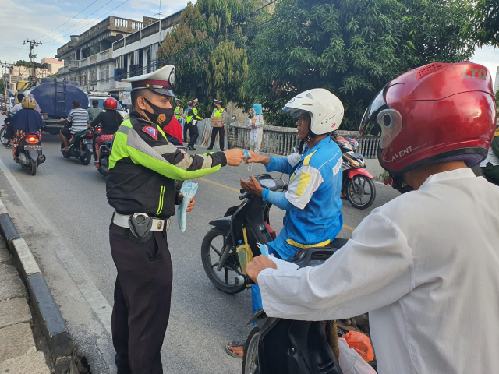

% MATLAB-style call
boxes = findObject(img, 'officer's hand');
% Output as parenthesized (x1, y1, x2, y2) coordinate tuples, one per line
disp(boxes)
(247, 255, 277, 283)
(241, 176, 263, 196)
(187, 197, 196, 213)
(224, 148, 244, 166)
(246, 151, 270, 165)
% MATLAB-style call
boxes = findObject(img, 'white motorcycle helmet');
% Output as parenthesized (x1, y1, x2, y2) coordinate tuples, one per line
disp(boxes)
(283, 88, 344, 136)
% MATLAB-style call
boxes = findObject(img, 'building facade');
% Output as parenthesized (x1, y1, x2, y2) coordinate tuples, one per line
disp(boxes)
(56, 16, 146, 92)
(41, 58, 64, 75)
(55, 13, 181, 97)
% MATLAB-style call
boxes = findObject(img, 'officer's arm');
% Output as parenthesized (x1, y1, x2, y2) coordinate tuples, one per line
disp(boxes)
(112, 127, 226, 181)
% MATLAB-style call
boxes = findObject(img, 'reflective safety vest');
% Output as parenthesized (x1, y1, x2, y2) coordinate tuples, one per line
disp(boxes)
(211, 107, 225, 127)
(174, 106, 182, 120)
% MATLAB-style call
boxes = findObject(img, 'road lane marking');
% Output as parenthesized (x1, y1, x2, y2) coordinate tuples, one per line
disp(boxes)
(199, 177, 355, 233)
(199, 177, 240, 193)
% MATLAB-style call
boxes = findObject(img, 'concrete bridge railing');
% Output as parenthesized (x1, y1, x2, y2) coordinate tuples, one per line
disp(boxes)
(226, 122, 381, 158)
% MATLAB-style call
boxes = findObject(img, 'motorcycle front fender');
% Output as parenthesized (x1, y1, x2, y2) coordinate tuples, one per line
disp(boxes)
(28, 149, 41, 162)
(209, 217, 231, 232)
(347, 168, 373, 179)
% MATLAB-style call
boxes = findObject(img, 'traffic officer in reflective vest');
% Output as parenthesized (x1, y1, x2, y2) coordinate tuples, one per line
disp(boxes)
(106, 65, 244, 373)
(208, 99, 225, 151)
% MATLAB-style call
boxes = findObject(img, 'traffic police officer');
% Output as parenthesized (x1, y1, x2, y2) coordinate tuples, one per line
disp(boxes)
(185, 98, 203, 150)
(106, 65, 244, 373)
(208, 99, 225, 151)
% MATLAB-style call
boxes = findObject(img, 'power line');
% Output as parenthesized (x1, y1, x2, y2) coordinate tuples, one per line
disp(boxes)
(53, 0, 106, 33)
(64, 0, 132, 37)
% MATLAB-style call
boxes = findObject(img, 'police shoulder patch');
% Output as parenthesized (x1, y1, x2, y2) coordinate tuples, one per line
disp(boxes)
(142, 125, 158, 140)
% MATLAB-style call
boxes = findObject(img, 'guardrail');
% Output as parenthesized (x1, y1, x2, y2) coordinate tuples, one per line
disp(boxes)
(227, 122, 380, 158)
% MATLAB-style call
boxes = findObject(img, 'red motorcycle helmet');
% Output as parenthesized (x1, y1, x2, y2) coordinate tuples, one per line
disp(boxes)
(360, 62, 496, 180)
(104, 97, 118, 110)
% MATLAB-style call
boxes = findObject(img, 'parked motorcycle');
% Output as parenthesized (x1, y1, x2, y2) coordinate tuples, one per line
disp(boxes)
(93, 125, 113, 176)
(61, 127, 93, 165)
(201, 174, 284, 294)
(335, 136, 376, 210)
(14, 133, 45, 175)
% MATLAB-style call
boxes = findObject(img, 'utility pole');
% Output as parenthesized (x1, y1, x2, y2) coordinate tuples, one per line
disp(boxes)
(154, 0, 163, 71)
(23, 39, 42, 85)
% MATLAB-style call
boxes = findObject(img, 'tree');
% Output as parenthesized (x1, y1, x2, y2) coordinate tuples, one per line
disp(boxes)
(245, 0, 478, 129)
(158, 0, 262, 103)
(475, 0, 499, 46)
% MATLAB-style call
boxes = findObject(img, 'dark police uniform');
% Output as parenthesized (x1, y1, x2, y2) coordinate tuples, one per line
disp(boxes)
(106, 65, 227, 374)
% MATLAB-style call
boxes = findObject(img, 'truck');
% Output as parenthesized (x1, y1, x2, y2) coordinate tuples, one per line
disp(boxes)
(30, 79, 88, 135)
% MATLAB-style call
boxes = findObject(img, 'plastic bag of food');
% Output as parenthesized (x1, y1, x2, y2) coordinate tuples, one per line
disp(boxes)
(177, 181, 199, 232)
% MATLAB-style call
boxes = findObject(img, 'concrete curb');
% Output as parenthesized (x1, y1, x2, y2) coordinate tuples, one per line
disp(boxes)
(0, 199, 75, 373)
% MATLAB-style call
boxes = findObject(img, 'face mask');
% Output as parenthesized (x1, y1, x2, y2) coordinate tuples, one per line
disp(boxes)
(144, 98, 174, 126)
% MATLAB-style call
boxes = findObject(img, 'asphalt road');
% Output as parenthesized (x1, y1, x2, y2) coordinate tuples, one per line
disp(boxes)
(0, 123, 399, 373)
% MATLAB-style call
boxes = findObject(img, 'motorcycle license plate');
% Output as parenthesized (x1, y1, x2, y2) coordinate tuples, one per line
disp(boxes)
(83, 139, 93, 144)
(24, 145, 42, 150)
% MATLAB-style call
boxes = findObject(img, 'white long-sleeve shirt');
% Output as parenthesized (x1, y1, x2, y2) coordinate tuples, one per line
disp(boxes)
(258, 168, 499, 374)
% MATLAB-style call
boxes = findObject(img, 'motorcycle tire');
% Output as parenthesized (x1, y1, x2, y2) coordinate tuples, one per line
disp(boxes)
(201, 228, 246, 295)
(29, 159, 37, 176)
(61, 144, 70, 158)
(346, 175, 376, 210)
(80, 149, 91, 165)
(242, 326, 261, 374)
(99, 158, 109, 177)
(0, 127, 10, 146)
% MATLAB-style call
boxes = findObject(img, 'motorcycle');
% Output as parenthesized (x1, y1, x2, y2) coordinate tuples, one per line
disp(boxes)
(61, 127, 93, 165)
(93, 125, 114, 176)
(14, 132, 45, 175)
(201, 174, 284, 294)
(335, 136, 376, 210)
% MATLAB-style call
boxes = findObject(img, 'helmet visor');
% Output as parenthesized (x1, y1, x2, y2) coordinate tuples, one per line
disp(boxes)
(359, 88, 388, 137)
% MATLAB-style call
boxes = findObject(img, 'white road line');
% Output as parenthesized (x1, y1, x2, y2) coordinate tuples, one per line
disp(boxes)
(0, 156, 113, 335)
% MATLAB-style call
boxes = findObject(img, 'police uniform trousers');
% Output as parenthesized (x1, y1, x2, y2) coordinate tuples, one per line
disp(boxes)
(109, 223, 172, 374)
(187, 123, 199, 148)
(208, 126, 225, 151)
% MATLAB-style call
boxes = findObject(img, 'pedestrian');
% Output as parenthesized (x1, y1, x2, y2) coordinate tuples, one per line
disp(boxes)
(249, 103, 264, 152)
(185, 98, 202, 150)
(208, 99, 225, 151)
(87, 99, 103, 122)
(246, 62, 499, 373)
(106, 64, 244, 374)
(183, 100, 192, 142)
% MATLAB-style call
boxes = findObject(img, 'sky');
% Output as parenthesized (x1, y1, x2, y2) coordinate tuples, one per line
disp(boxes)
(0, 0, 497, 83)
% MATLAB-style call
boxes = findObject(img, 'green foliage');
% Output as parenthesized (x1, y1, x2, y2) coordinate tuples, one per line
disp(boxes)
(158, 0, 262, 103)
(475, 0, 499, 46)
(245, 0, 478, 129)
(15, 60, 49, 70)
(496, 90, 499, 106)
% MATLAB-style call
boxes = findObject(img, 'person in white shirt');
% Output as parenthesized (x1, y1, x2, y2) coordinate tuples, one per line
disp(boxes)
(245, 62, 499, 374)
(60, 100, 89, 151)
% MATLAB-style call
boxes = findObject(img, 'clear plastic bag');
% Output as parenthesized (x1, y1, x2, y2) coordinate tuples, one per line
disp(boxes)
(177, 181, 199, 232)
